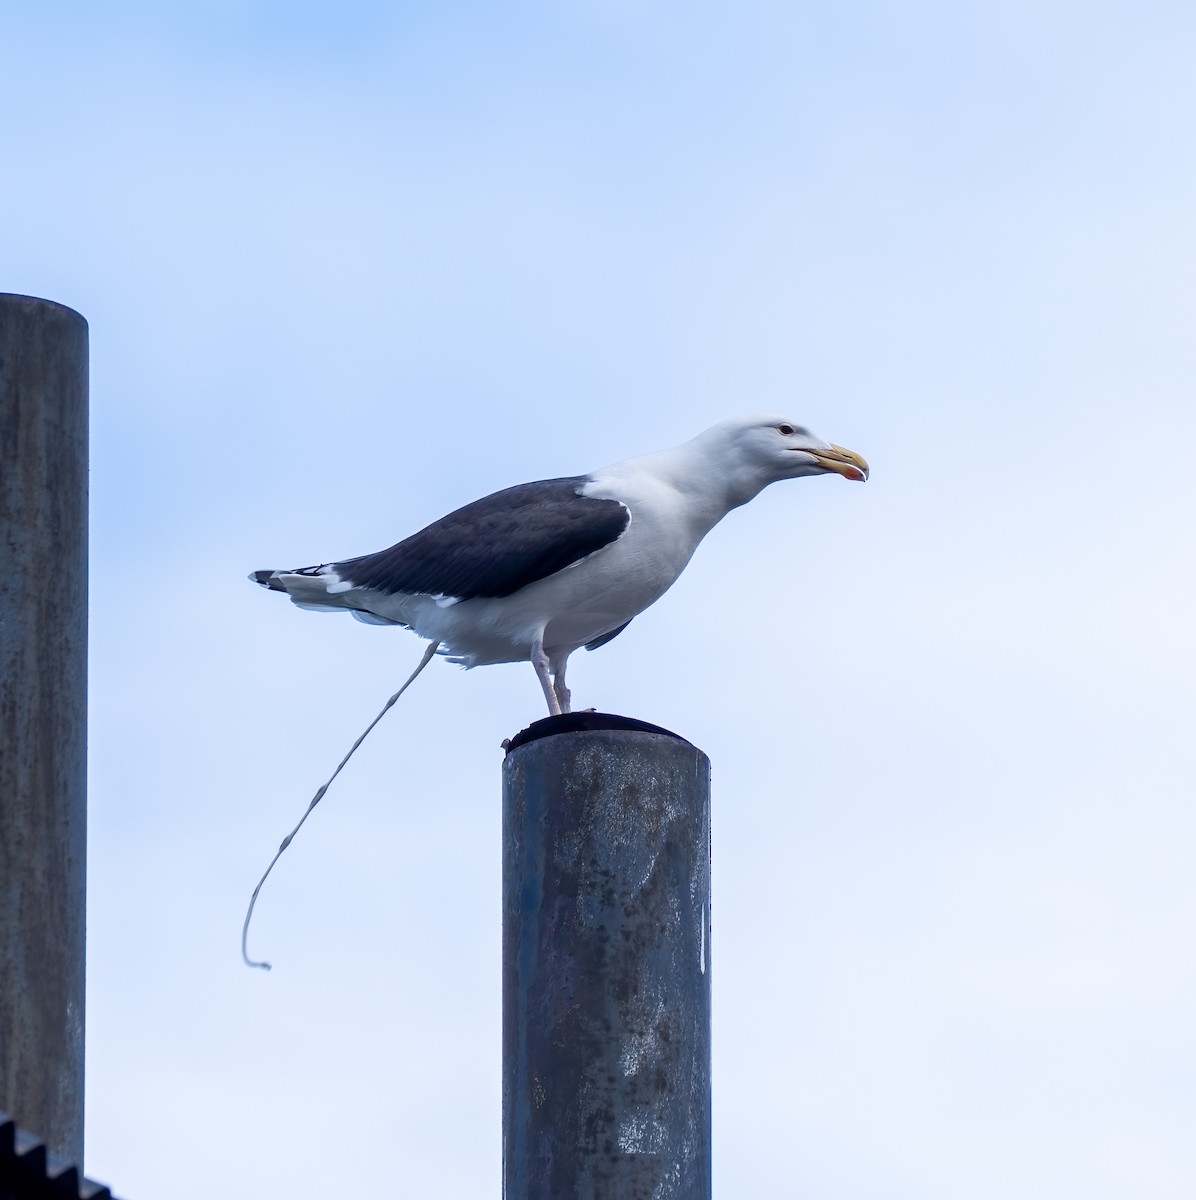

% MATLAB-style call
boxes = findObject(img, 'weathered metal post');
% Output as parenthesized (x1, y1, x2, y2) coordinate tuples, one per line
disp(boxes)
(0, 294, 89, 1166)
(503, 713, 712, 1200)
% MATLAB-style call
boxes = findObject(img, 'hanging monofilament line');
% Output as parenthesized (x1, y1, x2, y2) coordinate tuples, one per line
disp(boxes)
(241, 639, 441, 971)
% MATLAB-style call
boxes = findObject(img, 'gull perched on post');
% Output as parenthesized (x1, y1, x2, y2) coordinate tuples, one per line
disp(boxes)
(243, 415, 868, 968)
(252, 415, 868, 715)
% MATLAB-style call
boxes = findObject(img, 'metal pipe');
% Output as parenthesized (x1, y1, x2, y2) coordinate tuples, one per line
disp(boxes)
(502, 714, 712, 1200)
(0, 294, 88, 1166)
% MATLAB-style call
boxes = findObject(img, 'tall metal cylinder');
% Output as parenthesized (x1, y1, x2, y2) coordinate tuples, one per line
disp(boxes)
(0, 294, 88, 1166)
(502, 714, 712, 1200)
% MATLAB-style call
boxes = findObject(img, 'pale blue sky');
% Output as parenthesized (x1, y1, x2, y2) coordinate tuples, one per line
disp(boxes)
(3, 2, 1194, 1197)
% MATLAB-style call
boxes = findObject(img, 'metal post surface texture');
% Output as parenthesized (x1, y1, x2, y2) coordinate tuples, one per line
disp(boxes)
(503, 714, 712, 1200)
(0, 294, 88, 1165)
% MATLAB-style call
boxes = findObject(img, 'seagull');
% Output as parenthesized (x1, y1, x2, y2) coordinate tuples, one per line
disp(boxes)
(241, 415, 868, 969)
(252, 415, 868, 716)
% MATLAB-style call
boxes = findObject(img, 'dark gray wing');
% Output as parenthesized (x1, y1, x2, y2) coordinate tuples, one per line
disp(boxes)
(585, 620, 633, 651)
(335, 476, 630, 601)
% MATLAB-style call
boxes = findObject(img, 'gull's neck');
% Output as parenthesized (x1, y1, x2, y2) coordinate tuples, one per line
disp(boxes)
(603, 432, 772, 532)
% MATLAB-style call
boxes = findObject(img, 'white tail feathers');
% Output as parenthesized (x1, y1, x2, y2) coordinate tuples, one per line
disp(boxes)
(251, 564, 361, 612)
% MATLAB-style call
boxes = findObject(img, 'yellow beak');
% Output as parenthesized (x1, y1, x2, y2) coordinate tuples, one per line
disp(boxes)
(807, 443, 869, 482)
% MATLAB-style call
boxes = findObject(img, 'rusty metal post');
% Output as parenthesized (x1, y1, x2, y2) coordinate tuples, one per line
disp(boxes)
(502, 714, 712, 1200)
(0, 294, 88, 1166)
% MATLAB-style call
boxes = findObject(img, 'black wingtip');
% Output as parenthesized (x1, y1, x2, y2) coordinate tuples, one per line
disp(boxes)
(250, 569, 285, 591)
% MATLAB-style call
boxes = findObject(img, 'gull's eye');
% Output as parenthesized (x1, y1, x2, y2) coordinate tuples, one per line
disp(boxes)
(777, 423, 796, 436)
